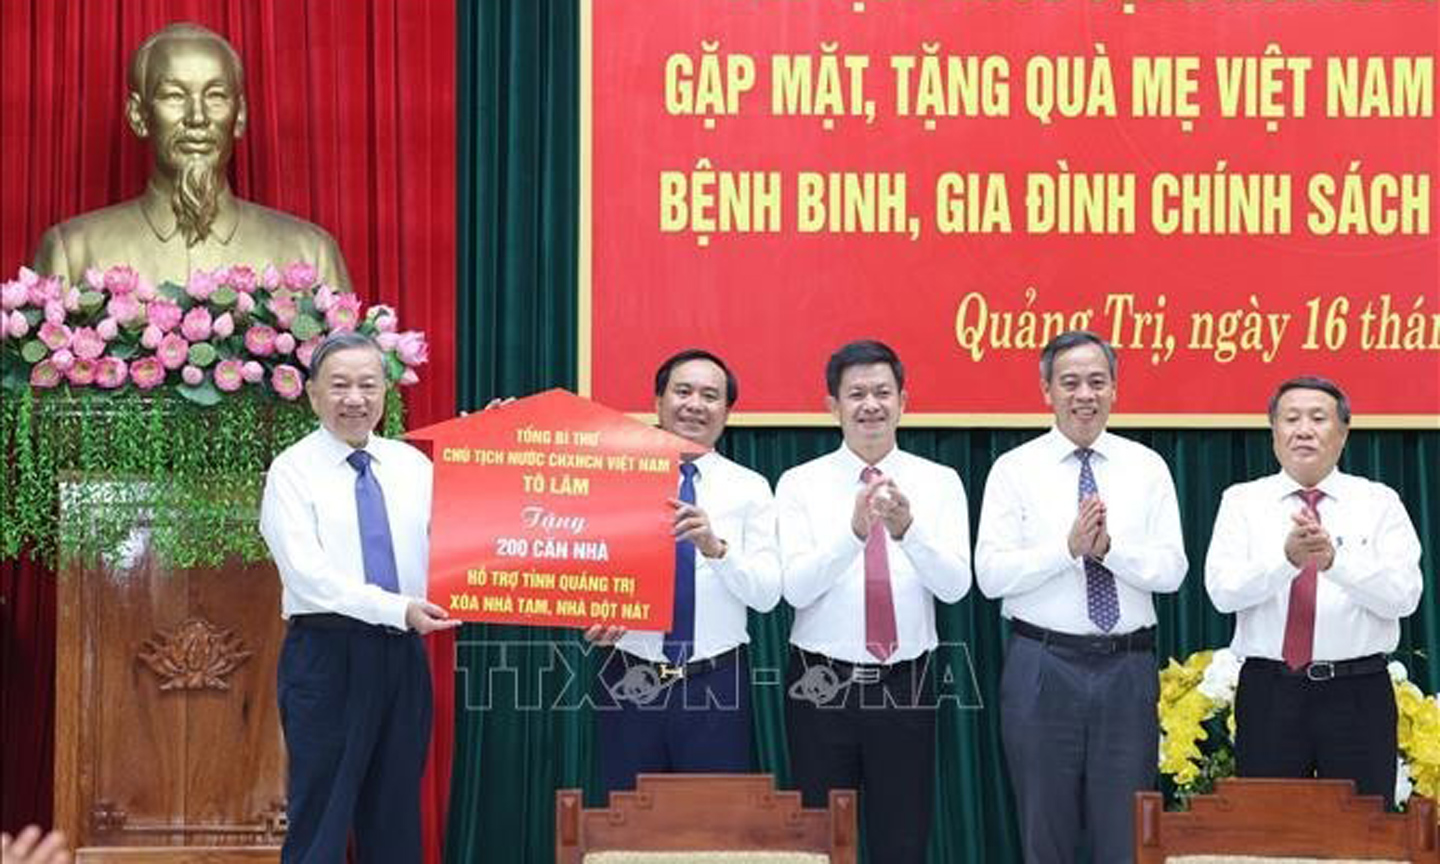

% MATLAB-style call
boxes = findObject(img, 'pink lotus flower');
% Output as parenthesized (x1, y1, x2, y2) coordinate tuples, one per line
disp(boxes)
(104, 266, 140, 295)
(295, 336, 322, 369)
(185, 269, 217, 301)
(141, 324, 164, 349)
(70, 327, 105, 360)
(399, 367, 419, 386)
(325, 294, 362, 332)
(6, 311, 29, 339)
(50, 349, 75, 372)
(0, 281, 26, 311)
(181, 307, 213, 341)
(214, 359, 245, 392)
(106, 292, 145, 325)
(274, 332, 296, 354)
(226, 265, 257, 293)
(312, 285, 337, 313)
(44, 301, 65, 325)
(268, 292, 299, 330)
(135, 277, 157, 302)
(27, 275, 62, 307)
(66, 359, 97, 386)
(271, 364, 304, 400)
(234, 292, 256, 315)
(129, 357, 165, 390)
(212, 312, 235, 339)
(147, 298, 183, 332)
(376, 331, 400, 351)
(94, 355, 128, 388)
(30, 360, 62, 388)
(181, 365, 204, 386)
(96, 318, 120, 341)
(261, 264, 282, 288)
(374, 312, 398, 333)
(157, 333, 190, 370)
(240, 360, 264, 383)
(283, 262, 318, 290)
(396, 331, 428, 366)
(245, 325, 277, 356)
(62, 287, 81, 312)
(84, 267, 106, 290)
(38, 321, 72, 351)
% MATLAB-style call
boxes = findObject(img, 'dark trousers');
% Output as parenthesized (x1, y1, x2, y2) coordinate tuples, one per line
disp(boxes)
(594, 649, 753, 797)
(785, 648, 936, 864)
(278, 619, 432, 864)
(1234, 659, 1397, 806)
(1000, 633, 1158, 864)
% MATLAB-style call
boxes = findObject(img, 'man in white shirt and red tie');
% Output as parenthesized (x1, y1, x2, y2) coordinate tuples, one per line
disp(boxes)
(587, 349, 782, 795)
(776, 339, 972, 864)
(1205, 376, 1423, 806)
(976, 330, 1187, 864)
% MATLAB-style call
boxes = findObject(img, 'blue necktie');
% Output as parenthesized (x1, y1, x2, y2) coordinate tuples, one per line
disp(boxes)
(346, 450, 400, 593)
(663, 462, 699, 665)
(1077, 448, 1119, 632)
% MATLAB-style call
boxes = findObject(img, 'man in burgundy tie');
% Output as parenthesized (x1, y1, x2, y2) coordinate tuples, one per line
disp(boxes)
(777, 340, 972, 864)
(1206, 376, 1423, 806)
(976, 331, 1187, 864)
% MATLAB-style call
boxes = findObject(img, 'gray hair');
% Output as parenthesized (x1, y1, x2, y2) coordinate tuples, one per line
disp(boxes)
(308, 332, 383, 379)
(1039, 331, 1117, 383)
(129, 22, 244, 97)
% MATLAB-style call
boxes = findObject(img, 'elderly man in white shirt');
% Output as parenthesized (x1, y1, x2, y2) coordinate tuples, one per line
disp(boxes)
(585, 349, 782, 796)
(1206, 375, 1423, 806)
(260, 331, 459, 864)
(777, 339, 971, 864)
(976, 330, 1186, 864)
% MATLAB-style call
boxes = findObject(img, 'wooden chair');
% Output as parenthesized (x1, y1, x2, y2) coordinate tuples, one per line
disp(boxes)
(1135, 778, 1440, 863)
(555, 774, 857, 863)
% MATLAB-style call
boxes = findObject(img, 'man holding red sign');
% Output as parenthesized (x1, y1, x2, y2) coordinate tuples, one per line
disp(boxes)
(777, 340, 973, 864)
(587, 349, 782, 796)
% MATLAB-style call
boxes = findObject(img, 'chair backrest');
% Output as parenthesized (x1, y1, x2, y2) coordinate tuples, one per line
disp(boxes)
(556, 774, 857, 864)
(1135, 779, 1440, 864)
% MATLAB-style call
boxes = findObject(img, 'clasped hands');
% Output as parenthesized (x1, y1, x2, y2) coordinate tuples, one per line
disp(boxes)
(1285, 508, 1335, 571)
(1068, 495, 1111, 561)
(852, 475, 913, 541)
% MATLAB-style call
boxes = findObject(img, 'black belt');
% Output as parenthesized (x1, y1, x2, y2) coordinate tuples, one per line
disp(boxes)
(614, 645, 745, 684)
(1011, 619, 1155, 654)
(1248, 654, 1388, 682)
(796, 647, 923, 684)
(289, 612, 408, 637)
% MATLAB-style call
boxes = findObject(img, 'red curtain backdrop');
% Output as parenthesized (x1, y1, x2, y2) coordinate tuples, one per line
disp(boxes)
(0, 1, 458, 859)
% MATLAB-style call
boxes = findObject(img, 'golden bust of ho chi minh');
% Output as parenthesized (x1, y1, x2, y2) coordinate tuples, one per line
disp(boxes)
(33, 22, 351, 289)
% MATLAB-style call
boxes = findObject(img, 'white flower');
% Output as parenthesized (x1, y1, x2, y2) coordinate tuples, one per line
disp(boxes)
(1388, 660, 1410, 684)
(1395, 756, 1413, 805)
(1198, 648, 1243, 706)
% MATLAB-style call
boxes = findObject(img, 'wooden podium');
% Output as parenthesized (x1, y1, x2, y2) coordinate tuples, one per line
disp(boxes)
(55, 480, 285, 862)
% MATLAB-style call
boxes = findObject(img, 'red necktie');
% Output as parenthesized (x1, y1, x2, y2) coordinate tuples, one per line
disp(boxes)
(861, 466, 897, 662)
(1281, 488, 1325, 670)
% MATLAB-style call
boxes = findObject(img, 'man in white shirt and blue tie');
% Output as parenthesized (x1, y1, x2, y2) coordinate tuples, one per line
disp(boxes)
(587, 349, 782, 795)
(976, 330, 1187, 864)
(777, 339, 972, 864)
(260, 331, 460, 864)
(1206, 376, 1423, 806)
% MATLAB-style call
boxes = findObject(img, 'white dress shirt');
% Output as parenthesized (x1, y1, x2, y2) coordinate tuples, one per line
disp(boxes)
(777, 444, 972, 664)
(1205, 468, 1423, 661)
(617, 450, 782, 663)
(975, 428, 1187, 635)
(260, 426, 432, 630)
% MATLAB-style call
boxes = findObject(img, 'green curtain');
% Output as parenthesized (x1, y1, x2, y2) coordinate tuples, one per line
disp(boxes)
(448, 3, 1439, 861)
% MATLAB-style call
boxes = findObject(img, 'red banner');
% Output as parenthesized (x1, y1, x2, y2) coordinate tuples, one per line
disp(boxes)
(408, 391, 697, 628)
(581, 0, 1438, 426)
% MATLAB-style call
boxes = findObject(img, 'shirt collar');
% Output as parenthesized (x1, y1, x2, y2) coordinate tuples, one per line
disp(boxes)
(1042, 427, 1113, 464)
(835, 442, 902, 478)
(1273, 466, 1346, 502)
(138, 178, 242, 244)
(316, 426, 374, 466)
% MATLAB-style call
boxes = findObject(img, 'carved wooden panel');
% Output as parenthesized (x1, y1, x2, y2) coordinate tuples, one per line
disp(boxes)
(55, 481, 286, 856)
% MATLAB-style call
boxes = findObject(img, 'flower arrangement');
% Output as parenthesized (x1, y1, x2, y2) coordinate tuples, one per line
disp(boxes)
(1158, 648, 1440, 810)
(1, 263, 429, 567)
(1, 263, 426, 402)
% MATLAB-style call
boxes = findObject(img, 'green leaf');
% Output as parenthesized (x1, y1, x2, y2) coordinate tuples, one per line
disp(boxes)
(79, 291, 106, 314)
(188, 342, 218, 367)
(210, 286, 237, 309)
(108, 342, 139, 360)
(384, 353, 405, 382)
(20, 340, 48, 364)
(290, 314, 323, 342)
(159, 282, 186, 303)
(177, 380, 222, 406)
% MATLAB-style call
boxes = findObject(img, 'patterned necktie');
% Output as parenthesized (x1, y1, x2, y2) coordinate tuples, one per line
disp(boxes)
(346, 450, 400, 593)
(1281, 488, 1325, 670)
(663, 461, 699, 665)
(1076, 449, 1119, 632)
(861, 465, 898, 662)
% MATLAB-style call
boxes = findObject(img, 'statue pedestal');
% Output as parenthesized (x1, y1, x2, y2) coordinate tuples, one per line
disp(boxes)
(55, 479, 284, 861)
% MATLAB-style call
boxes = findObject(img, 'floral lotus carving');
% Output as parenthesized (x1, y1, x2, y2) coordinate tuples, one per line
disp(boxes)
(137, 618, 253, 690)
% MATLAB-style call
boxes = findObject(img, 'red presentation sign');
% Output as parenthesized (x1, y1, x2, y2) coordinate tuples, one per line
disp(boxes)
(408, 390, 697, 629)
(581, 0, 1438, 426)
